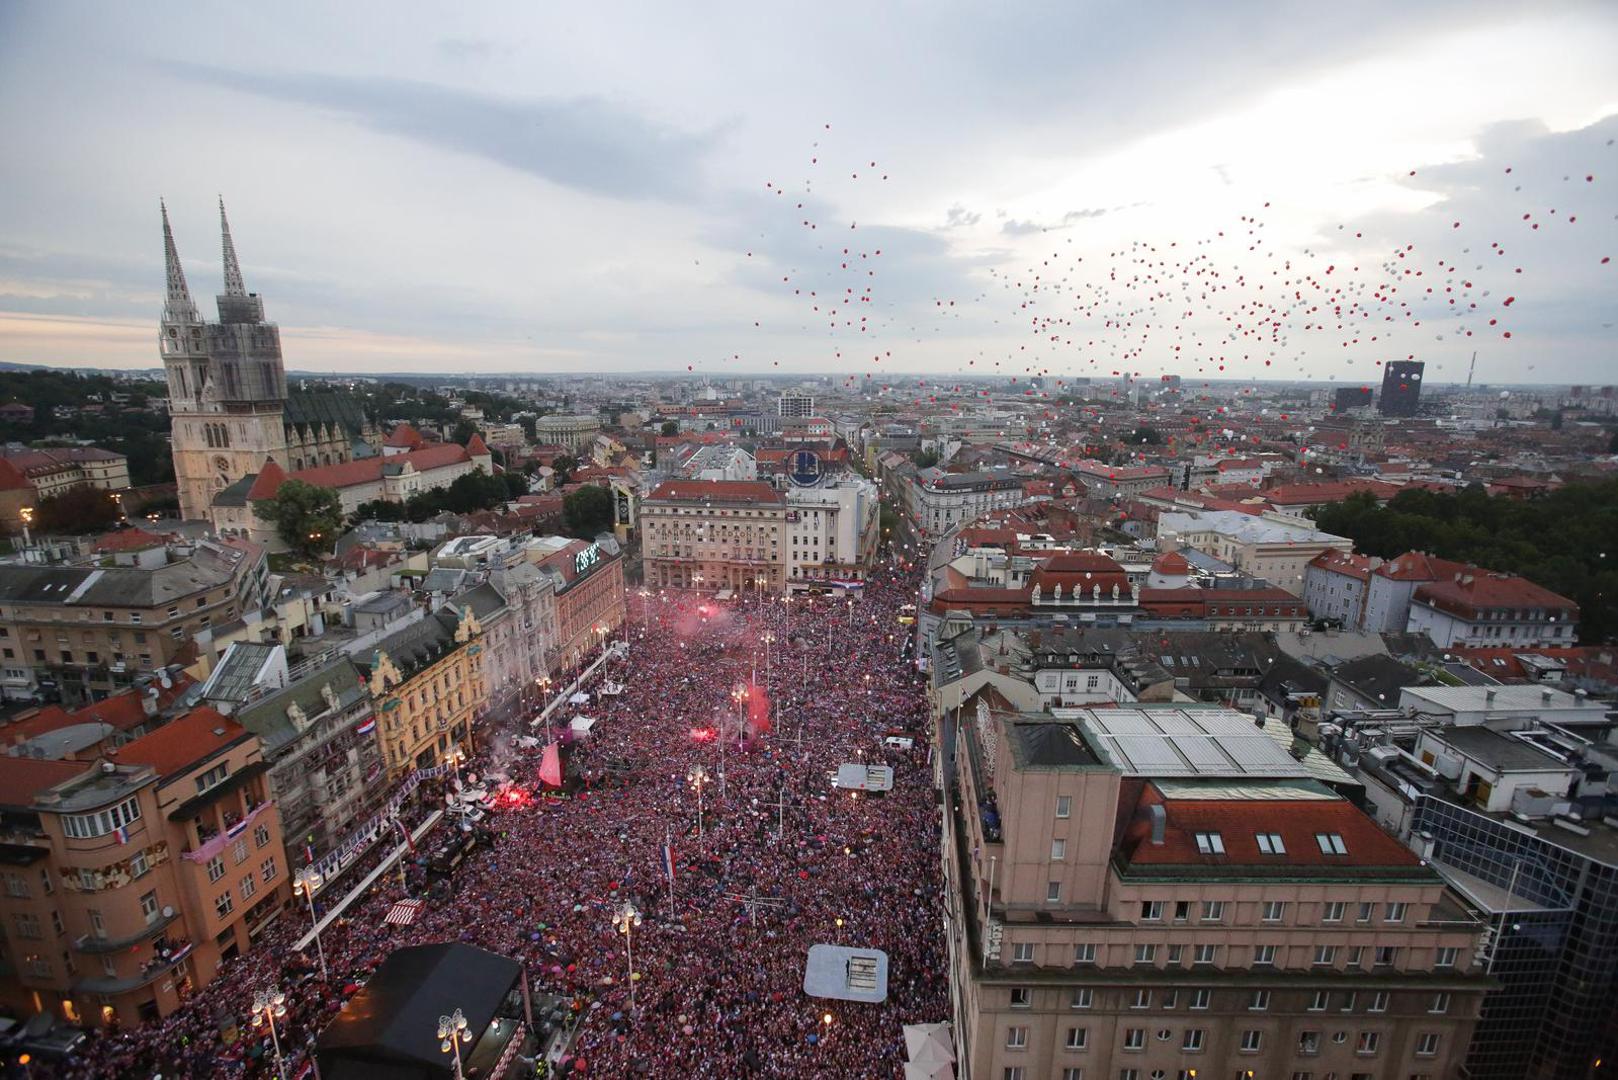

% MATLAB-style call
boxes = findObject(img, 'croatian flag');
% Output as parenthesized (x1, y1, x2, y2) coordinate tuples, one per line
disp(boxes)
(113, 825, 130, 846)
(355, 717, 377, 736)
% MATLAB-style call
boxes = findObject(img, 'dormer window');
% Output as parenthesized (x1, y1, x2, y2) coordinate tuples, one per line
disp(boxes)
(1314, 833, 1348, 855)
(1256, 832, 1286, 855)
(1194, 832, 1225, 855)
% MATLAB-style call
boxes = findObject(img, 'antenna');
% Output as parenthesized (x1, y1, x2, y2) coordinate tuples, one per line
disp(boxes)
(1467, 350, 1477, 389)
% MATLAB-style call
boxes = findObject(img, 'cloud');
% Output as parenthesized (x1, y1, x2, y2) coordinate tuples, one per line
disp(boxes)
(1001, 207, 1109, 234)
(1062, 207, 1108, 222)
(944, 203, 981, 228)
(162, 63, 723, 201)
(1000, 218, 1045, 235)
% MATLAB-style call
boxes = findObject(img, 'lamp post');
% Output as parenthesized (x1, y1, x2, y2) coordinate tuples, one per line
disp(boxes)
(252, 988, 289, 1080)
(291, 867, 328, 981)
(437, 1007, 472, 1080)
(687, 766, 709, 837)
(444, 745, 467, 790)
(19, 506, 32, 548)
(612, 901, 642, 1015)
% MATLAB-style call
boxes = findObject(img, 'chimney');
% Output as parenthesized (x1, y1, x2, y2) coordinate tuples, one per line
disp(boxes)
(1485, 689, 1497, 706)
(1541, 689, 1553, 705)
(141, 688, 158, 718)
(1148, 804, 1167, 845)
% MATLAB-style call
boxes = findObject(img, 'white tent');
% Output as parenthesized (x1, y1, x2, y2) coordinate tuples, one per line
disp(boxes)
(903, 1023, 955, 1064)
(903, 1062, 954, 1080)
(569, 716, 598, 737)
(568, 691, 590, 705)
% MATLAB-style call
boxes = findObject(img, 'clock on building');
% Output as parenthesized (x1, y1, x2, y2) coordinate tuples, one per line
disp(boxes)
(788, 449, 822, 487)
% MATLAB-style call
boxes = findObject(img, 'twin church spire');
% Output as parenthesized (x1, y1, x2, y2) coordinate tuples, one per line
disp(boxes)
(159, 196, 250, 324)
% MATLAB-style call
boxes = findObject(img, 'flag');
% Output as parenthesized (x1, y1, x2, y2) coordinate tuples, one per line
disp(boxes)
(663, 834, 676, 889)
(538, 743, 563, 788)
(747, 679, 771, 735)
(355, 717, 376, 736)
(393, 817, 415, 854)
(303, 836, 316, 865)
(113, 825, 129, 846)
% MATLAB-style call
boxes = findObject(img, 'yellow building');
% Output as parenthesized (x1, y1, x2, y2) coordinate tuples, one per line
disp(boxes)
(357, 608, 484, 781)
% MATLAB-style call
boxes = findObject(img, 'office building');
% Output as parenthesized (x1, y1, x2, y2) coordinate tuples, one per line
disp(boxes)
(1379, 360, 1425, 417)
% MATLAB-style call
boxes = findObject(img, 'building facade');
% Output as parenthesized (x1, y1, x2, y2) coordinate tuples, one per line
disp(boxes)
(1379, 360, 1425, 417)
(533, 536, 627, 671)
(1407, 572, 1580, 648)
(777, 390, 815, 418)
(0, 539, 270, 705)
(938, 701, 1488, 1080)
(641, 480, 788, 592)
(160, 201, 377, 521)
(532, 415, 602, 453)
(1157, 510, 1354, 596)
(356, 609, 483, 781)
(0, 707, 286, 1028)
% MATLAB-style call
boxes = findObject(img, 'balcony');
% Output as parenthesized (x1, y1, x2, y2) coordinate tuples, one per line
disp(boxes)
(179, 797, 274, 864)
(74, 910, 178, 954)
(72, 939, 192, 996)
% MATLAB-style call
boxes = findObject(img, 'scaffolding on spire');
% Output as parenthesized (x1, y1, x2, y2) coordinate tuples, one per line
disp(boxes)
(219, 196, 247, 297)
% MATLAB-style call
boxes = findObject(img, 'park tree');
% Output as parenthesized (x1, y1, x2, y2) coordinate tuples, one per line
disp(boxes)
(33, 486, 121, 535)
(255, 480, 343, 557)
(563, 485, 614, 538)
(660, 420, 680, 436)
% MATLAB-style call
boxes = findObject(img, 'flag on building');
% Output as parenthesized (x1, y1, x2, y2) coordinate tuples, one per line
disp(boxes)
(538, 743, 564, 788)
(113, 825, 129, 846)
(303, 836, 316, 865)
(354, 716, 376, 736)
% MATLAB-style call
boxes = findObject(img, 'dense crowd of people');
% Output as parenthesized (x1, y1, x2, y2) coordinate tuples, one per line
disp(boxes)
(50, 567, 947, 1078)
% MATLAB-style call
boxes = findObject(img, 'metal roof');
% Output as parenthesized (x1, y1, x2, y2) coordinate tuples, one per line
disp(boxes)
(1056, 706, 1313, 778)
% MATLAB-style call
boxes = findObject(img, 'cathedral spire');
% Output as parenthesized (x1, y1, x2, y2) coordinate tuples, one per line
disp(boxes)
(219, 196, 247, 297)
(161, 199, 200, 324)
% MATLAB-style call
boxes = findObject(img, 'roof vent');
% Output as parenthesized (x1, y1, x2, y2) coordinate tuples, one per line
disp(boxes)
(1541, 689, 1553, 704)
(1485, 689, 1497, 705)
(1148, 804, 1166, 845)
(212, 727, 225, 737)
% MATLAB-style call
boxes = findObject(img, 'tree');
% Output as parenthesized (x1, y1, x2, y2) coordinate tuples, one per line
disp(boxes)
(33, 486, 121, 534)
(501, 469, 529, 499)
(563, 485, 614, 538)
(255, 480, 343, 557)
(660, 420, 680, 436)
(450, 419, 477, 446)
(552, 454, 579, 486)
(911, 449, 940, 469)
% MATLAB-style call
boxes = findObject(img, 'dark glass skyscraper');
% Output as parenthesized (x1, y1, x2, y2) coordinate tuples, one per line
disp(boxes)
(1379, 360, 1425, 415)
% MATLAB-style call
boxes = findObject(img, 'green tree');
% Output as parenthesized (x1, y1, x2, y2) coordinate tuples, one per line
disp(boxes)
(911, 449, 940, 469)
(552, 454, 579, 485)
(563, 485, 614, 538)
(34, 486, 121, 535)
(450, 419, 477, 446)
(660, 420, 680, 436)
(255, 480, 343, 557)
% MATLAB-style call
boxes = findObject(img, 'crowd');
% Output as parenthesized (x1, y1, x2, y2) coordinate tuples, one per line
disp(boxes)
(50, 568, 947, 1078)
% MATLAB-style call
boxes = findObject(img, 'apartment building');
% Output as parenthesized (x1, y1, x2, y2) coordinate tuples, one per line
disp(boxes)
(355, 609, 483, 782)
(1407, 571, 1580, 648)
(938, 700, 1487, 1080)
(0, 707, 285, 1027)
(0, 539, 270, 705)
(532, 414, 602, 453)
(641, 480, 788, 592)
(783, 477, 881, 592)
(904, 471, 1030, 542)
(532, 535, 627, 671)
(1157, 510, 1353, 596)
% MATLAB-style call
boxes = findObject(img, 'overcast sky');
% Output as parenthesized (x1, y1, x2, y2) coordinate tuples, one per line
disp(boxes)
(1, 1, 1614, 385)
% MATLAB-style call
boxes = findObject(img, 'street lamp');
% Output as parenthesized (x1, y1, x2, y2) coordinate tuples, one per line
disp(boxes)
(437, 1008, 473, 1080)
(292, 867, 328, 980)
(18, 506, 32, 547)
(687, 766, 709, 837)
(611, 900, 643, 1015)
(252, 988, 289, 1080)
(444, 744, 467, 787)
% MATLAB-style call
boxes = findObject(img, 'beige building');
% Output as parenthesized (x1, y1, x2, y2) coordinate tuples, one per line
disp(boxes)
(0, 447, 131, 501)
(0, 705, 287, 1028)
(0, 538, 270, 705)
(1157, 510, 1353, 596)
(533, 414, 602, 453)
(940, 699, 1487, 1080)
(641, 480, 788, 592)
(355, 609, 484, 781)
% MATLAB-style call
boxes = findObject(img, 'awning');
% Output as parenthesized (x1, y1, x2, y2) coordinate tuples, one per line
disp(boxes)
(384, 899, 424, 927)
(570, 716, 597, 736)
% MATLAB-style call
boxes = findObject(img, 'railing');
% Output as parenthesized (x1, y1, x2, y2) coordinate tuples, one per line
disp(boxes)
(181, 799, 274, 863)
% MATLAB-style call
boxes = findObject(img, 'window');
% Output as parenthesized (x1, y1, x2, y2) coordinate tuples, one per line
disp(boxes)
(1056, 795, 1072, 819)
(240, 873, 256, 900)
(1262, 900, 1287, 922)
(254, 824, 270, 848)
(1193, 831, 1225, 854)
(1323, 901, 1345, 922)
(1339, 992, 1358, 1012)
(232, 839, 248, 864)
(1256, 832, 1286, 854)
(1385, 902, 1407, 923)
(1240, 1030, 1263, 1052)
(1173, 900, 1190, 922)
(1073, 943, 1097, 965)
(11, 914, 42, 940)
(1416, 1032, 1440, 1057)
(1010, 987, 1031, 1008)
(1070, 987, 1093, 1009)
(1065, 1027, 1088, 1050)
(130, 850, 150, 878)
(1200, 900, 1224, 922)
(1134, 944, 1156, 965)
(1252, 944, 1276, 966)
(1189, 989, 1210, 1010)
(1429, 993, 1451, 1014)
(1435, 946, 1458, 969)
(1355, 1031, 1380, 1056)
(139, 890, 159, 924)
(214, 890, 234, 919)
(1248, 990, 1270, 1011)
(1308, 991, 1329, 1011)
(1160, 990, 1178, 1010)
(1051, 838, 1067, 860)
(1347, 946, 1365, 968)
(1003, 1070, 1025, 1080)
(1357, 901, 1374, 922)
(1192, 944, 1217, 966)
(260, 856, 276, 883)
(1315, 832, 1348, 855)
(1314, 945, 1337, 966)
(1374, 946, 1399, 967)
(1130, 989, 1152, 1009)
(1062, 1070, 1084, 1080)
(206, 856, 225, 883)
(1298, 1030, 1322, 1055)
(1119, 1072, 1139, 1080)
(1369, 991, 1389, 1013)
(1123, 1028, 1145, 1051)
(1181, 1029, 1205, 1052)
(1047, 881, 1062, 904)
(1006, 1026, 1028, 1049)
(1140, 900, 1163, 921)
(60, 796, 142, 839)
(1166, 944, 1183, 965)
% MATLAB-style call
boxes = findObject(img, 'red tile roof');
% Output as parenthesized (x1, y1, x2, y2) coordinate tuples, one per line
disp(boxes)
(246, 458, 288, 501)
(646, 480, 786, 505)
(385, 422, 424, 449)
(1151, 551, 1191, 574)
(0, 456, 31, 492)
(1373, 551, 1468, 582)
(288, 443, 471, 492)
(1308, 549, 1378, 581)
(0, 757, 86, 808)
(92, 527, 167, 553)
(466, 433, 489, 457)
(113, 707, 248, 780)
(1415, 573, 1578, 621)
(4, 675, 197, 745)
(1120, 791, 1422, 869)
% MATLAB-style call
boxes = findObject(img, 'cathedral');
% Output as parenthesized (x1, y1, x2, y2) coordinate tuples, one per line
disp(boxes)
(161, 200, 379, 521)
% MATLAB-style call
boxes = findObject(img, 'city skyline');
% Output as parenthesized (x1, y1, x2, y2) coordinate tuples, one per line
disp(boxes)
(1, 2, 1615, 385)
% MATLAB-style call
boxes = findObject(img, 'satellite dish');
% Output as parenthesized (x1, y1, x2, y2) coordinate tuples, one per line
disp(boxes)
(162, 905, 175, 918)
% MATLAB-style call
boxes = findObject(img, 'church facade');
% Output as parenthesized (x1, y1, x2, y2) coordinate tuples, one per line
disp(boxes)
(161, 200, 378, 522)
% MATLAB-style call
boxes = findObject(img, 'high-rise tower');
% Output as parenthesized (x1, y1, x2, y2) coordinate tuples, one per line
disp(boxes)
(1378, 360, 1424, 417)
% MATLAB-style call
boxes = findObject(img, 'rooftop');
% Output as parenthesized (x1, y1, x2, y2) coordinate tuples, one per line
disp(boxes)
(1159, 509, 1348, 546)
(1007, 721, 1102, 769)
(113, 706, 248, 782)
(1057, 706, 1314, 778)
